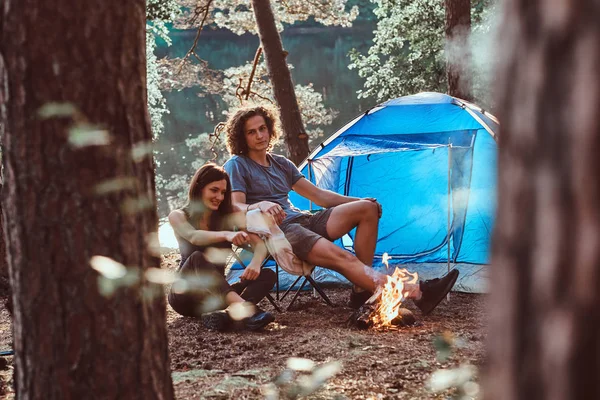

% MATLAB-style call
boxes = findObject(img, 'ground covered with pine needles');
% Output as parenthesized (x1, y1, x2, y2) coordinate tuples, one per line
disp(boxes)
(0, 252, 487, 399)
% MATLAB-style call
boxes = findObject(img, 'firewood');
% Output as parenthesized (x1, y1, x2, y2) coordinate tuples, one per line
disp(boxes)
(348, 303, 418, 330)
(391, 308, 417, 327)
(348, 303, 377, 329)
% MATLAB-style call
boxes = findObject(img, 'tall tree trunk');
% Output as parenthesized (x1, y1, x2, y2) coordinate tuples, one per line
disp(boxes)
(251, 0, 310, 166)
(0, 39, 11, 314)
(0, 1, 175, 399)
(487, 1, 600, 399)
(445, 0, 472, 101)
(0, 181, 10, 315)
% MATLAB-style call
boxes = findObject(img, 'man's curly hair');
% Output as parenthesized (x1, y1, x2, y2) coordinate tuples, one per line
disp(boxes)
(224, 104, 282, 156)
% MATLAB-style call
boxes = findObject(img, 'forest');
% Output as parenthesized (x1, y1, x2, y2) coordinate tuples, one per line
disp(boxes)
(0, 0, 599, 399)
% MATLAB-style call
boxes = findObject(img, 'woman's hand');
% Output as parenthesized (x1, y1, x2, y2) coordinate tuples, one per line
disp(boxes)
(257, 201, 286, 225)
(240, 263, 261, 281)
(226, 231, 250, 246)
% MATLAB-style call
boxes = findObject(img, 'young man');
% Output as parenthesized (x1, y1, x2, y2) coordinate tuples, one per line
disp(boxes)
(223, 104, 458, 314)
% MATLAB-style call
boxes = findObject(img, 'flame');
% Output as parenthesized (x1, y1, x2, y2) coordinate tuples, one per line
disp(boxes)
(370, 253, 418, 328)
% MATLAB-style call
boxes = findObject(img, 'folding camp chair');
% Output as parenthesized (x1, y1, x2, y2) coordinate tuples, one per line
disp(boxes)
(233, 206, 337, 310)
(229, 248, 283, 313)
(229, 247, 334, 311)
(279, 266, 334, 310)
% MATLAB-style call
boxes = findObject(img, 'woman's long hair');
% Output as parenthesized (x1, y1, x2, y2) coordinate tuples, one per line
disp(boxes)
(182, 163, 233, 231)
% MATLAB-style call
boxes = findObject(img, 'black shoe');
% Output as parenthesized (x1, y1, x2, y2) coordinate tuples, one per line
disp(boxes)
(244, 309, 275, 331)
(414, 269, 459, 315)
(349, 289, 374, 309)
(201, 310, 232, 331)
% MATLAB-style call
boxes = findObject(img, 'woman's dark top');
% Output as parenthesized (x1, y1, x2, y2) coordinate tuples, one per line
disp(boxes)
(176, 234, 231, 270)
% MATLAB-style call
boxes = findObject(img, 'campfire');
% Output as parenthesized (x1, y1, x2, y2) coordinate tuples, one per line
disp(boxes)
(350, 253, 419, 330)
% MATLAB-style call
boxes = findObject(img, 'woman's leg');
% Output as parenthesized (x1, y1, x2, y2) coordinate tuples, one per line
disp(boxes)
(168, 251, 244, 317)
(231, 268, 277, 305)
(230, 233, 274, 303)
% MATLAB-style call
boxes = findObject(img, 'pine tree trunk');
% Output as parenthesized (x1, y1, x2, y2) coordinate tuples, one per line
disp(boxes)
(0, 181, 10, 314)
(0, 1, 175, 399)
(0, 50, 9, 306)
(487, 1, 600, 399)
(445, 0, 472, 101)
(251, 0, 310, 165)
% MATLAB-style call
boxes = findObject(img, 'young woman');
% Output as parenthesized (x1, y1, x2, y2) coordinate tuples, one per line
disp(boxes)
(168, 163, 276, 331)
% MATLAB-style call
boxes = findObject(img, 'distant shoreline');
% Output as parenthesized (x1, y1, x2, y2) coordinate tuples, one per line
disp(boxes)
(168, 23, 374, 39)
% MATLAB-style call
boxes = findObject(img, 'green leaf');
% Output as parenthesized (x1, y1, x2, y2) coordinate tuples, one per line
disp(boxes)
(68, 124, 110, 147)
(132, 142, 155, 162)
(287, 357, 315, 372)
(90, 256, 127, 279)
(427, 364, 476, 392)
(171, 369, 222, 384)
(93, 177, 138, 195)
(121, 196, 154, 215)
(37, 102, 77, 119)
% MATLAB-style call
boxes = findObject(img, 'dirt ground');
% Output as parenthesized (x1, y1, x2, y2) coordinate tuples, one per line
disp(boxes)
(0, 253, 487, 399)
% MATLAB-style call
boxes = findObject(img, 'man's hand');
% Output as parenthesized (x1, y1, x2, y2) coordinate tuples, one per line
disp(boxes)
(240, 263, 261, 281)
(363, 197, 383, 218)
(226, 231, 250, 246)
(257, 201, 286, 225)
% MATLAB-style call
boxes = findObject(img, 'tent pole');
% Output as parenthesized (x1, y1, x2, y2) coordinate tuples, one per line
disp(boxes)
(308, 160, 313, 212)
(307, 160, 317, 298)
(447, 140, 452, 302)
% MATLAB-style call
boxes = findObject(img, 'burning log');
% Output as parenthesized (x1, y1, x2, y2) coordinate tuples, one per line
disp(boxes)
(348, 301, 378, 330)
(391, 308, 417, 327)
(348, 257, 421, 330)
(348, 302, 418, 330)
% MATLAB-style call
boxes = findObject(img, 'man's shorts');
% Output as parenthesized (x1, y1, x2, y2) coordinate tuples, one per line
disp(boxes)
(280, 208, 335, 260)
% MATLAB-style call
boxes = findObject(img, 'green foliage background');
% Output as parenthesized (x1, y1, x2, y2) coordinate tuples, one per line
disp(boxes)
(349, 0, 497, 108)
(145, 0, 497, 216)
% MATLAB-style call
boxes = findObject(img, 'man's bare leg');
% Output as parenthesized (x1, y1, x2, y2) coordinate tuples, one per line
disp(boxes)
(325, 200, 380, 266)
(325, 200, 380, 294)
(305, 238, 421, 298)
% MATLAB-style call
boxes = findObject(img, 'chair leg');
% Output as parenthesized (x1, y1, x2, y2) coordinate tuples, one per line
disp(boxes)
(275, 262, 280, 301)
(233, 251, 283, 312)
(231, 251, 245, 265)
(286, 278, 308, 311)
(306, 275, 335, 307)
(280, 275, 304, 302)
(265, 293, 283, 313)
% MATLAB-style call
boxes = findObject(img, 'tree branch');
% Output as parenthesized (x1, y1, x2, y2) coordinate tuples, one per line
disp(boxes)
(245, 47, 263, 100)
(177, 0, 214, 75)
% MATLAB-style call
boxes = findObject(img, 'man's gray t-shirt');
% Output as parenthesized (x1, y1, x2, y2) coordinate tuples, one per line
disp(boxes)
(224, 153, 307, 223)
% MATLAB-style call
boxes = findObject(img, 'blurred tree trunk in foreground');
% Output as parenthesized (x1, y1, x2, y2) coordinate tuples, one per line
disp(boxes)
(0, 0, 175, 398)
(445, 0, 472, 101)
(252, 0, 310, 165)
(487, 1, 600, 399)
(0, 57, 10, 310)
(0, 180, 10, 314)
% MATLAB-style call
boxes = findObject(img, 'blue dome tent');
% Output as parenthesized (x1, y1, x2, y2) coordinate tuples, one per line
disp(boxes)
(229, 92, 498, 293)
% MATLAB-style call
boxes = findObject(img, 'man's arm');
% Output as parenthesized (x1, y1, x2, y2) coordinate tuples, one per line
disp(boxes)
(230, 191, 249, 214)
(292, 178, 359, 208)
(231, 191, 286, 225)
(292, 178, 382, 216)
